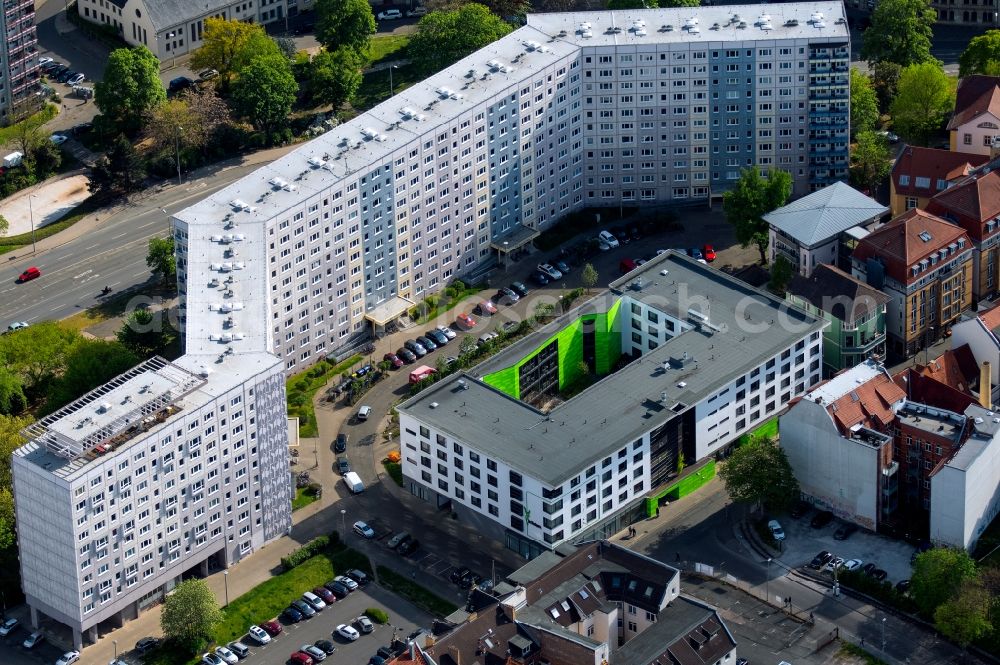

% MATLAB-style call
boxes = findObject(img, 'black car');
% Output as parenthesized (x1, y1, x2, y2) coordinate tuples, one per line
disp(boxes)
(398, 538, 420, 555)
(450, 566, 472, 584)
(833, 523, 858, 540)
(809, 550, 833, 569)
(810, 510, 834, 529)
(895, 579, 911, 594)
(861, 563, 877, 576)
(292, 599, 316, 617)
(396, 347, 417, 363)
(336, 456, 351, 475)
(49, 65, 68, 78)
(282, 606, 304, 623)
(168, 76, 194, 93)
(531, 271, 550, 286)
(459, 571, 481, 589)
(346, 568, 370, 586)
(376, 646, 395, 659)
(135, 637, 160, 654)
(554, 260, 571, 274)
(790, 500, 810, 518)
(416, 335, 437, 351)
(496, 286, 519, 304)
(872, 568, 888, 582)
(335, 433, 348, 453)
(404, 339, 428, 357)
(369, 657, 388, 665)
(510, 281, 529, 297)
(57, 70, 76, 83)
(324, 580, 351, 598)
(42, 61, 61, 72)
(426, 329, 449, 346)
(315, 639, 337, 654)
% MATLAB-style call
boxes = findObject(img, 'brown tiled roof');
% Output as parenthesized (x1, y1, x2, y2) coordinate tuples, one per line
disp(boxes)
(948, 75, 1000, 130)
(918, 346, 979, 393)
(892, 146, 987, 199)
(980, 301, 1000, 332)
(827, 372, 906, 435)
(787, 264, 890, 324)
(893, 367, 978, 415)
(927, 168, 1000, 241)
(852, 209, 971, 283)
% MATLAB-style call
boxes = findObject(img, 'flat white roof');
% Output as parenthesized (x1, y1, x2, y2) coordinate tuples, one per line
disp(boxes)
(805, 359, 885, 407)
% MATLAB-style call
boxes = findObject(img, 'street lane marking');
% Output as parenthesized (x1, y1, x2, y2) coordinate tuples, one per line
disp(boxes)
(112, 232, 128, 239)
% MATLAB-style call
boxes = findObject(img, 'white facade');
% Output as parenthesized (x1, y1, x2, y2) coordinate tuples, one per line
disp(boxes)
(930, 405, 1000, 549)
(770, 229, 839, 277)
(0, 0, 39, 124)
(952, 114, 1000, 157)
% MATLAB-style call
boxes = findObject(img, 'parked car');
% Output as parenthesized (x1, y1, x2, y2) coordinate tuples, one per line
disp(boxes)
(451, 566, 472, 584)
(325, 580, 351, 598)
(201, 653, 224, 665)
(282, 606, 304, 623)
(23, 632, 44, 649)
(789, 500, 810, 519)
(200, 69, 219, 80)
(872, 568, 888, 582)
(426, 328, 450, 346)
(336, 456, 350, 475)
(404, 339, 428, 357)
(314, 586, 337, 604)
(476, 299, 498, 315)
(50, 133, 68, 145)
(538, 263, 563, 279)
(168, 76, 195, 93)
(388, 531, 411, 549)
(554, 260, 572, 275)
(767, 519, 785, 541)
(314, 639, 337, 654)
(335, 574, 359, 591)
(877, 129, 899, 144)
(39, 56, 53, 66)
(376, 9, 402, 20)
(495, 286, 519, 304)
(686, 247, 704, 261)
(260, 620, 283, 636)
(302, 591, 327, 611)
(702, 244, 716, 262)
(369, 658, 388, 665)
(398, 537, 420, 555)
(436, 325, 457, 340)
(842, 558, 863, 572)
(861, 563, 877, 576)
(215, 646, 239, 664)
(56, 651, 81, 665)
(811, 510, 835, 529)
(478, 331, 500, 345)
(0, 617, 18, 636)
(247, 624, 271, 644)
(823, 556, 845, 572)
(336, 624, 360, 641)
(66, 73, 85, 85)
(301, 644, 328, 662)
(510, 281, 529, 297)
(396, 347, 417, 363)
(895, 579, 911, 594)
(228, 642, 250, 659)
(346, 568, 370, 585)
(531, 271, 550, 286)
(376, 645, 395, 658)
(598, 230, 619, 248)
(455, 313, 477, 330)
(335, 432, 348, 453)
(57, 69, 76, 83)
(357, 615, 375, 634)
(415, 335, 437, 351)
(809, 551, 833, 569)
(383, 352, 404, 368)
(289, 652, 313, 665)
(405, 6, 427, 16)
(834, 523, 858, 540)
(353, 520, 375, 538)
(356, 405, 372, 421)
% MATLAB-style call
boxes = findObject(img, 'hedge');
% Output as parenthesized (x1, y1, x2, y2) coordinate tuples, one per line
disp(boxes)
(365, 607, 390, 624)
(280, 531, 340, 571)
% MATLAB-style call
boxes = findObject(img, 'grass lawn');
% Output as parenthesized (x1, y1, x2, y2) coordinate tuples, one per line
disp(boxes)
(411, 282, 485, 324)
(352, 63, 422, 113)
(0, 195, 106, 255)
(376, 565, 458, 618)
(383, 460, 403, 486)
(368, 34, 410, 65)
(286, 353, 364, 437)
(839, 642, 888, 665)
(0, 104, 57, 145)
(292, 485, 320, 511)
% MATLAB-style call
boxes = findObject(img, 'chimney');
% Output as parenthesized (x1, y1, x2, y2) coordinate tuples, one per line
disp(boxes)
(981, 361, 993, 410)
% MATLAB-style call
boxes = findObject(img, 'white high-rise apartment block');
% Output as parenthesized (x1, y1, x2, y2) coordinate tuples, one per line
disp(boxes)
(0, 0, 41, 124)
(172, 3, 849, 376)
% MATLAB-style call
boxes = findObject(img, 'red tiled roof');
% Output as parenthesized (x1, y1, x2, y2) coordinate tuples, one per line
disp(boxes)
(827, 373, 906, 435)
(892, 368, 977, 415)
(852, 209, 971, 283)
(979, 301, 1000, 332)
(927, 168, 1000, 241)
(892, 147, 987, 199)
(917, 345, 979, 394)
(948, 75, 1000, 129)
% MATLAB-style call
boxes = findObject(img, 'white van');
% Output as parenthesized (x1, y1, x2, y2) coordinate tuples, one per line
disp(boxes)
(344, 471, 364, 494)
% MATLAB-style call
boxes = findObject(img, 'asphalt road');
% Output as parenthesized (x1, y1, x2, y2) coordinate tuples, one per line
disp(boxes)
(0, 162, 277, 329)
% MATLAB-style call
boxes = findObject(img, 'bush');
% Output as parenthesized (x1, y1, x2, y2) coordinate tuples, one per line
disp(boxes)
(281, 535, 330, 571)
(365, 607, 389, 624)
(839, 569, 918, 614)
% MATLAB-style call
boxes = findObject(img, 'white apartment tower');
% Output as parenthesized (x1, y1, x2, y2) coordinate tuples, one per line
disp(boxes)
(0, 0, 40, 124)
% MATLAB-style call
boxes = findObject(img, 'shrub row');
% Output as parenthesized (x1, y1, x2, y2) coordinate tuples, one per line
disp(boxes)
(280, 531, 341, 571)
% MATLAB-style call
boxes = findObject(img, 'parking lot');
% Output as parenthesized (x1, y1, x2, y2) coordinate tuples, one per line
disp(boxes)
(774, 510, 917, 584)
(0, 619, 71, 665)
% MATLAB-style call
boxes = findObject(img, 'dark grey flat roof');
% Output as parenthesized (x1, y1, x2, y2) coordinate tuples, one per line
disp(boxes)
(610, 595, 735, 665)
(399, 253, 824, 486)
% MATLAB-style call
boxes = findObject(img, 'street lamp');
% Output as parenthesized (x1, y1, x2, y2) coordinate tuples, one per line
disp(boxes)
(27, 193, 37, 254)
(112, 639, 117, 660)
(341, 509, 347, 535)
(880, 616, 886, 652)
(765, 558, 772, 605)
(223, 570, 229, 607)
(174, 125, 183, 185)
(389, 65, 399, 98)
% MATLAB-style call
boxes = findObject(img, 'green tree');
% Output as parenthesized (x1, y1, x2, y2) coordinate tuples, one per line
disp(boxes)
(911, 547, 979, 616)
(0, 488, 14, 552)
(850, 69, 880, 137)
(934, 579, 993, 648)
(607, 0, 656, 8)
(870, 61, 903, 114)
(273, 35, 298, 60)
(768, 256, 793, 295)
(0, 321, 79, 398)
(43, 339, 140, 415)
(117, 310, 167, 358)
(145, 88, 230, 154)
(482, 0, 531, 17)
(308, 47, 363, 109)
(409, 3, 512, 75)
(860, 0, 936, 67)
(88, 135, 147, 199)
(0, 367, 28, 415)
(890, 62, 956, 147)
(95, 46, 166, 135)
(959, 30, 1000, 77)
(160, 578, 224, 653)
(722, 167, 792, 265)
(581, 263, 599, 291)
(315, 0, 377, 55)
(0, 414, 32, 488)
(459, 335, 477, 356)
(851, 130, 893, 195)
(659, 0, 700, 5)
(0, 213, 7, 236)
(231, 55, 298, 138)
(190, 18, 282, 86)
(146, 237, 177, 286)
(718, 436, 800, 511)
(5, 114, 48, 162)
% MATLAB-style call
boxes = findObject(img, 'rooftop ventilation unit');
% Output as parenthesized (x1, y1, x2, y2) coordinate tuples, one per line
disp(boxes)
(632, 21, 647, 36)
(737, 21, 747, 28)
(659, 24, 673, 32)
(759, 21, 772, 30)
(710, 22, 720, 30)
(210, 234, 223, 242)
(269, 176, 288, 189)
(810, 11, 824, 21)
(813, 20, 825, 28)
(435, 86, 464, 100)
(307, 155, 326, 168)
(785, 18, 799, 26)
(835, 17, 846, 24)
(581, 28, 593, 38)
(683, 17, 698, 29)
(360, 127, 386, 142)
(223, 233, 245, 242)
(689, 25, 700, 33)
(230, 199, 254, 212)
(609, 25, 622, 34)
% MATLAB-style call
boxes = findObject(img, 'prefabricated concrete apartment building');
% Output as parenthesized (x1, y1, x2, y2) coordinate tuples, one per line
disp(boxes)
(10, 3, 846, 648)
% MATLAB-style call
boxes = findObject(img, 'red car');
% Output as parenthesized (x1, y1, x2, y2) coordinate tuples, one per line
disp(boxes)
(259, 620, 282, 636)
(383, 352, 404, 369)
(702, 244, 716, 262)
(290, 652, 313, 665)
(455, 313, 476, 330)
(17, 266, 40, 283)
(313, 586, 336, 603)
